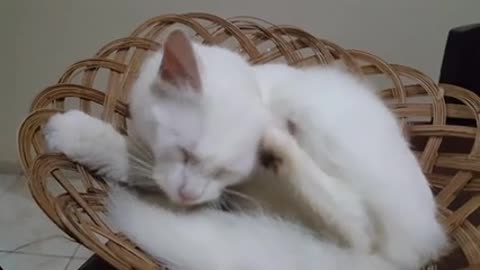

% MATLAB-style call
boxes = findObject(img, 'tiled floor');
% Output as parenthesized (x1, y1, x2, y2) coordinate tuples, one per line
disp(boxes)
(0, 174, 93, 270)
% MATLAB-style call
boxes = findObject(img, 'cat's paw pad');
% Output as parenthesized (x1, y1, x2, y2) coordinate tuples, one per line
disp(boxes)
(43, 110, 98, 154)
(259, 149, 283, 173)
(260, 127, 293, 174)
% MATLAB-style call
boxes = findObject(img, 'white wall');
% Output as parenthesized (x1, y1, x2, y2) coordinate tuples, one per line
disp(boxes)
(3, 0, 480, 170)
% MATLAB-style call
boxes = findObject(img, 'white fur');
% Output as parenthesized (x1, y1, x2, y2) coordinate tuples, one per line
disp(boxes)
(43, 110, 129, 182)
(261, 127, 374, 252)
(129, 43, 269, 205)
(254, 63, 448, 269)
(108, 187, 395, 270)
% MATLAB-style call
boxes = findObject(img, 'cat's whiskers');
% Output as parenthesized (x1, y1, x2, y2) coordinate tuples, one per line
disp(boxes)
(129, 153, 152, 167)
(127, 158, 155, 183)
(216, 198, 232, 211)
(128, 160, 151, 169)
(224, 189, 262, 210)
(127, 135, 154, 159)
(128, 154, 153, 170)
(207, 200, 222, 211)
(129, 168, 152, 179)
(128, 166, 152, 180)
(127, 134, 151, 152)
(128, 157, 151, 167)
(222, 198, 240, 212)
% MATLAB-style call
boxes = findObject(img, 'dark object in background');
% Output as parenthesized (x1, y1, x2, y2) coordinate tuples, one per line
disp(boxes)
(440, 23, 480, 92)
(78, 254, 116, 270)
(439, 23, 480, 126)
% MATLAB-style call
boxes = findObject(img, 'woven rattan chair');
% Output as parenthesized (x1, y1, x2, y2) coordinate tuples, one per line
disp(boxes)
(17, 13, 480, 270)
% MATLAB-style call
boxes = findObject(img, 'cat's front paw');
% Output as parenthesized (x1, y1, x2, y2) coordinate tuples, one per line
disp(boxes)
(43, 110, 101, 155)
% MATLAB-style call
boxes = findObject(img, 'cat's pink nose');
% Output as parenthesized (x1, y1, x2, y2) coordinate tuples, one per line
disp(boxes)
(178, 185, 198, 203)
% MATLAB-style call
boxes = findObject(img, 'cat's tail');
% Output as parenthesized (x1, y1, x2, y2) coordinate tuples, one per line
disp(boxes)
(107, 187, 397, 270)
(107, 187, 202, 269)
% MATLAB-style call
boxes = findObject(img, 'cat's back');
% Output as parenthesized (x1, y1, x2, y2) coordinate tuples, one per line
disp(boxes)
(262, 65, 400, 141)
(265, 65, 422, 190)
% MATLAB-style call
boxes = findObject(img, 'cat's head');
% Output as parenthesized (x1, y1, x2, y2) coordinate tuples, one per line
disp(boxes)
(130, 30, 268, 206)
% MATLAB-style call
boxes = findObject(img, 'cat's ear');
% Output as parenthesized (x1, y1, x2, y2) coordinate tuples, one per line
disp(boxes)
(158, 30, 202, 92)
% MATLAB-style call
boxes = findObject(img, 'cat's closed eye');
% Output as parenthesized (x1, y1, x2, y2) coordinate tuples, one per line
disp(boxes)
(180, 147, 197, 164)
(213, 168, 230, 178)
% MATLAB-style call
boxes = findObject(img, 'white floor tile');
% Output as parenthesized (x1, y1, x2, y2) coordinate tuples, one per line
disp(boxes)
(17, 236, 79, 257)
(0, 252, 69, 270)
(74, 245, 93, 259)
(0, 174, 19, 199)
(65, 258, 87, 270)
(0, 176, 78, 257)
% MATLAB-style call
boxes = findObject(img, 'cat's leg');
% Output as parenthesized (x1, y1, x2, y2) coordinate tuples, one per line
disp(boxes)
(108, 188, 394, 270)
(261, 128, 374, 252)
(43, 110, 129, 183)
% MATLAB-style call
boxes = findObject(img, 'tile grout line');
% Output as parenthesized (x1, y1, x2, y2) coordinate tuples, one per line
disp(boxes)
(0, 250, 91, 260)
(0, 250, 76, 259)
(0, 172, 87, 268)
(2, 234, 76, 254)
(63, 245, 81, 270)
(2, 235, 61, 254)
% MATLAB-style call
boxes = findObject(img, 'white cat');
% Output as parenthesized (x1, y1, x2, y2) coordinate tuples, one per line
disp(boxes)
(43, 30, 447, 269)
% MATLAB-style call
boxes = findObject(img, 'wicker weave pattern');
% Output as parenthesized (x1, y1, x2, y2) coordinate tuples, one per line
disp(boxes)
(17, 13, 480, 269)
